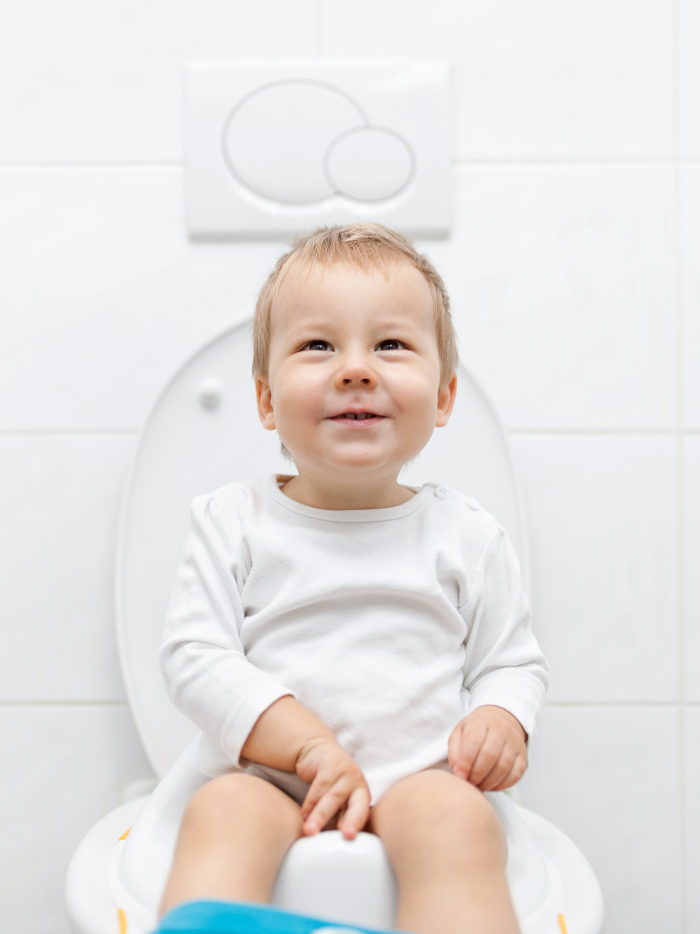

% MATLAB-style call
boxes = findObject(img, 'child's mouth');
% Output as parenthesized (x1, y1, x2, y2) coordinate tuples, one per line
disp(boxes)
(332, 412, 383, 421)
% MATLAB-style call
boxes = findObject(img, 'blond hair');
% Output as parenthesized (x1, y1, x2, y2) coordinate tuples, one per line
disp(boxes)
(252, 224, 458, 384)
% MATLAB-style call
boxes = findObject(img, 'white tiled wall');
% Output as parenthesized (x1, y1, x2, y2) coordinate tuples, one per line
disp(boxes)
(0, 2, 697, 932)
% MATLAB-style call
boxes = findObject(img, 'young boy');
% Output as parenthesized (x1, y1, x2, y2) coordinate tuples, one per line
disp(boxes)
(157, 224, 548, 934)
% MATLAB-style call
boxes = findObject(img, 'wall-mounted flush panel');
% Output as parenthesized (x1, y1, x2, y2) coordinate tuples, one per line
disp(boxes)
(185, 63, 451, 237)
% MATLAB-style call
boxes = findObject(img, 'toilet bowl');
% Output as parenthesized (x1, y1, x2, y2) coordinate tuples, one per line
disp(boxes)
(66, 319, 604, 934)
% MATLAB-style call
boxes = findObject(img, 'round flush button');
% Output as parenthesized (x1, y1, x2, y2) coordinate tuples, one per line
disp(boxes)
(325, 127, 414, 201)
(223, 81, 365, 204)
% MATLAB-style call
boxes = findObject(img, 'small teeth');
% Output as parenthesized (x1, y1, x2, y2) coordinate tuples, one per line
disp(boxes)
(342, 413, 375, 420)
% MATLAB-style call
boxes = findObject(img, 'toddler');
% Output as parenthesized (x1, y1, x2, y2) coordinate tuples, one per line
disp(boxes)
(157, 224, 548, 934)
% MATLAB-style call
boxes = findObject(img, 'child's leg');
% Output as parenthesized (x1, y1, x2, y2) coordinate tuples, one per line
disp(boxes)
(369, 769, 520, 934)
(159, 772, 303, 917)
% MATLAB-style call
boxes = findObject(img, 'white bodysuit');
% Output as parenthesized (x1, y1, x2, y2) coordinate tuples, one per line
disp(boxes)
(160, 475, 548, 802)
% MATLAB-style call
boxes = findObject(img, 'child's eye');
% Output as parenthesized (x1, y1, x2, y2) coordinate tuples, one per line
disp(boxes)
(302, 340, 333, 352)
(376, 339, 405, 351)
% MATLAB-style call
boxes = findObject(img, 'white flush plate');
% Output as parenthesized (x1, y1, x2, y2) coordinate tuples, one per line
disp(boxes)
(185, 62, 451, 237)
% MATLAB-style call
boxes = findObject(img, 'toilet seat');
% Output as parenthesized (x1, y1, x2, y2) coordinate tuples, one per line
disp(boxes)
(67, 320, 604, 934)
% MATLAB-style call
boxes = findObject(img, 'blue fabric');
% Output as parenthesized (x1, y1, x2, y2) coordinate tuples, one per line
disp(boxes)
(155, 900, 397, 934)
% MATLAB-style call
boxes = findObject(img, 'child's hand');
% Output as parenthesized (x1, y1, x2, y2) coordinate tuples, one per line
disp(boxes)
(295, 738, 371, 840)
(448, 705, 528, 792)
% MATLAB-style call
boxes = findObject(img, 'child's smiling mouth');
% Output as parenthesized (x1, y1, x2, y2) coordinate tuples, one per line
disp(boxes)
(329, 411, 385, 422)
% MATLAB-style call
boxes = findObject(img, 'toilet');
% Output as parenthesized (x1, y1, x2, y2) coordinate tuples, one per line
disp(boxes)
(66, 319, 604, 934)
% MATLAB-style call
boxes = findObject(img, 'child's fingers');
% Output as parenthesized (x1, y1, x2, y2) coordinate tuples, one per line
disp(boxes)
(301, 776, 357, 835)
(480, 750, 528, 792)
(449, 720, 487, 780)
(468, 728, 528, 790)
(475, 742, 516, 791)
(299, 775, 330, 827)
(451, 708, 529, 789)
(301, 790, 338, 835)
(447, 724, 462, 769)
(298, 754, 337, 822)
(337, 786, 371, 840)
(467, 730, 507, 787)
(296, 740, 369, 835)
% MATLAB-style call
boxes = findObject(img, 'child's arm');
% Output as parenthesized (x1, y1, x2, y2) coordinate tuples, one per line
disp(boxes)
(448, 704, 528, 791)
(161, 492, 371, 838)
(241, 695, 371, 840)
(457, 521, 548, 787)
(462, 527, 549, 735)
(162, 494, 370, 839)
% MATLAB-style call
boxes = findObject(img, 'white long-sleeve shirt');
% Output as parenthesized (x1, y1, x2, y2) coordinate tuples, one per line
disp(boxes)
(160, 475, 548, 801)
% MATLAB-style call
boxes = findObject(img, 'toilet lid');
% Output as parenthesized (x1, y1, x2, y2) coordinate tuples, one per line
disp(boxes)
(116, 319, 530, 776)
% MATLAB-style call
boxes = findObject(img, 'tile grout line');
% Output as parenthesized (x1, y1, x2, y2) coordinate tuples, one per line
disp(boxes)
(0, 160, 698, 172)
(508, 428, 700, 439)
(544, 701, 700, 709)
(672, 0, 688, 928)
(0, 430, 138, 438)
(454, 157, 700, 168)
(316, 0, 324, 58)
(0, 700, 131, 708)
(5, 699, 700, 710)
(0, 162, 184, 170)
(3, 429, 699, 440)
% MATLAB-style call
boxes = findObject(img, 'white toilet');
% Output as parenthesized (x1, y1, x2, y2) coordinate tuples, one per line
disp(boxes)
(66, 319, 604, 934)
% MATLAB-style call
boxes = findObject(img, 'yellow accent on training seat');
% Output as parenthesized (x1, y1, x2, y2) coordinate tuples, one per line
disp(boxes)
(557, 914, 569, 934)
(118, 826, 132, 841)
(118, 908, 127, 933)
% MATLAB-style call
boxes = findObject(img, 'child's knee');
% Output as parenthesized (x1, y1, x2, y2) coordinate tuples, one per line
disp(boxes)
(181, 773, 303, 840)
(437, 776, 505, 850)
(375, 770, 505, 857)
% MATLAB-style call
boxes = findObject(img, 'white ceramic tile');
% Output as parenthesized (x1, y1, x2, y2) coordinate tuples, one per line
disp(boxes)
(0, 436, 133, 701)
(685, 708, 700, 931)
(321, 0, 673, 160)
(685, 437, 700, 702)
(680, 0, 700, 156)
(512, 437, 678, 703)
(0, 0, 318, 161)
(0, 169, 285, 430)
(0, 705, 152, 934)
(519, 706, 683, 934)
(420, 165, 676, 431)
(680, 167, 700, 429)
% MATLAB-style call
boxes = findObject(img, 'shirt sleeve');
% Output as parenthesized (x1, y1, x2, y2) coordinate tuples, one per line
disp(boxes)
(159, 491, 294, 766)
(460, 525, 549, 737)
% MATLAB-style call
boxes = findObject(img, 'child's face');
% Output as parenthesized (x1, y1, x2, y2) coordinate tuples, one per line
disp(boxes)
(255, 260, 456, 508)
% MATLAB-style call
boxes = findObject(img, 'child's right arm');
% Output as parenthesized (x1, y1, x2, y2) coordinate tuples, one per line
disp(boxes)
(161, 491, 370, 839)
(242, 695, 371, 839)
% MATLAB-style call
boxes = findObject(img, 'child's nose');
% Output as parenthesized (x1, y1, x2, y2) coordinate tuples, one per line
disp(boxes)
(334, 353, 378, 388)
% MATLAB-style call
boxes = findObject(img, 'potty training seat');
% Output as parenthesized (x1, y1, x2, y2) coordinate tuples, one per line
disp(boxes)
(66, 320, 604, 934)
(156, 901, 402, 934)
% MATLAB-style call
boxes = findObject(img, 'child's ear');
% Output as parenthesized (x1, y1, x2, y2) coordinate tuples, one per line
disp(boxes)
(255, 375, 276, 430)
(436, 374, 457, 428)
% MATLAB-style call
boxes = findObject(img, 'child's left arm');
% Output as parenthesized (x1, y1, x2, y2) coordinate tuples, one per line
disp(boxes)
(448, 704, 528, 791)
(456, 523, 549, 787)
